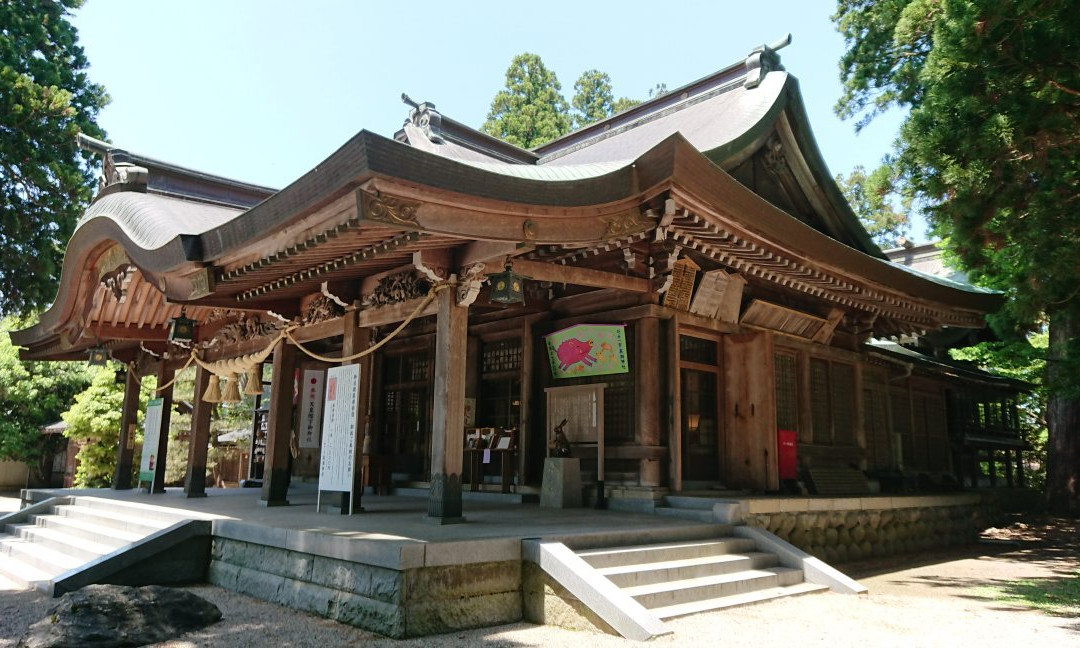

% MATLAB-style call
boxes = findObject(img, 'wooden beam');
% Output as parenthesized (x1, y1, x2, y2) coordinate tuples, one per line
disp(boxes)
(90, 323, 168, 341)
(511, 259, 650, 293)
(456, 240, 534, 268)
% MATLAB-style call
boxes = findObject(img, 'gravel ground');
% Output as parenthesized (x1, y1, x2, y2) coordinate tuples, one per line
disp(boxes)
(2, 514, 1077, 647)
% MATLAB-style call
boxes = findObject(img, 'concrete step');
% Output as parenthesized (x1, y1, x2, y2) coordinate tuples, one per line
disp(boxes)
(625, 566, 804, 609)
(0, 552, 54, 591)
(650, 581, 829, 619)
(0, 535, 82, 576)
(50, 504, 173, 535)
(662, 496, 720, 510)
(65, 497, 191, 526)
(6, 524, 118, 562)
(578, 537, 757, 569)
(597, 551, 778, 587)
(654, 507, 714, 522)
(26, 513, 142, 548)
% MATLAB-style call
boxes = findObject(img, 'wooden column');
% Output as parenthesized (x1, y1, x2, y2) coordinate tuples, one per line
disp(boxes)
(637, 317, 662, 486)
(1004, 447, 1015, 487)
(667, 318, 682, 492)
(151, 361, 175, 494)
(519, 320, 533, 487)
(261, 341, 298, 506)
(112, 368, 141, 490)
(427, 287, 468, 523)
(987, 450, 998, 486)
(184, 365, 213, 497)
(341, 310, 371, 513)
(1016, 449, 1026, 488)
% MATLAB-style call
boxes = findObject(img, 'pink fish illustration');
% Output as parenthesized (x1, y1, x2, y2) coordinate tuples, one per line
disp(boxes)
(556, 338, 596, 371)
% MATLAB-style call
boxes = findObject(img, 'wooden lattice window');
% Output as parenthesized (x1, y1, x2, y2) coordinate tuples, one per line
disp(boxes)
(774, 352, 799, 433)
(481, 338, 522, 375)
(831, 363, 856, 444)
(810, 358, 830, 443)
(681, 335, 719, 366)
(890, 390, 911, 469)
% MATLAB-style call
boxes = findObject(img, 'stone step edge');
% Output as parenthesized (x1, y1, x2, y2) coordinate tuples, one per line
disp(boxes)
(651, 582, 829, 619)
(622, 566, 800, 597)
(577, 538, 753, 559)
(596, 551, 775, 576)
(29, 514, 143, 544)
(9, 523, 120, 557)
(0, 553, 54, 590)
(50, 505, 176, 532)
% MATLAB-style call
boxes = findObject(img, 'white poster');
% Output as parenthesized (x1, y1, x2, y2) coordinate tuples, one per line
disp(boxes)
(299, 369, 326, 448)
(139, 398, 164, 483)
(318, 363, 360, 492)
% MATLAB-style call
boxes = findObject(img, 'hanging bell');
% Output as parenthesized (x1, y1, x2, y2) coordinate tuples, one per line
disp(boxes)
(202, 374, 222, 403)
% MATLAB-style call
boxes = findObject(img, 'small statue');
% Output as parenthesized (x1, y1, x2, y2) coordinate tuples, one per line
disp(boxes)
(551, 419, 572, 457)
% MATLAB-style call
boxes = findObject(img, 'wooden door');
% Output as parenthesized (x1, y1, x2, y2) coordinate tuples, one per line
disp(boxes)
(723, 332, 778, 491)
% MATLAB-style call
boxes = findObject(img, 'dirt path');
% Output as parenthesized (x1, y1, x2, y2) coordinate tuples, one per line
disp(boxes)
(1, 515, 1077, 647)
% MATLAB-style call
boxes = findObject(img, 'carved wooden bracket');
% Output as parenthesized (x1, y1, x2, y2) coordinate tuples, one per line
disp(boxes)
(456, 264, 486, 307)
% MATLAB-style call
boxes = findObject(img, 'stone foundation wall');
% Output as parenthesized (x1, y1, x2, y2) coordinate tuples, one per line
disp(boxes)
(207, 537, 522, 638)
(739, 495, 988, 563)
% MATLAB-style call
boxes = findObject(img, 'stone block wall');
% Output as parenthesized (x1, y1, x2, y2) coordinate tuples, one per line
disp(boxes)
(207, 536, 522, 638)
(740, 496, 988, 563)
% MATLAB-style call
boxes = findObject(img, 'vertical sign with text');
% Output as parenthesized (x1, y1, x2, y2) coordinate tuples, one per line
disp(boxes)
(299, 369, 326, 448)
(139, 398, 164, 483)
(318, 363, 360, 492)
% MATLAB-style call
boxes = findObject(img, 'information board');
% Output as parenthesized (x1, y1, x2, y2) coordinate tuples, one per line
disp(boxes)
(318, 363, 360, 493)
(139, 398, 164, 484)
(298, 369, 326, 448)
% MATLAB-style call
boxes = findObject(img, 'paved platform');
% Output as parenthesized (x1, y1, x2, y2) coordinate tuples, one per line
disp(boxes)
(17, 484, 690, 546)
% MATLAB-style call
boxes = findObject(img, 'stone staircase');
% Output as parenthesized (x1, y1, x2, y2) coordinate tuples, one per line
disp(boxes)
(0, 496, 196, 592)
(575, 533, 826, 619)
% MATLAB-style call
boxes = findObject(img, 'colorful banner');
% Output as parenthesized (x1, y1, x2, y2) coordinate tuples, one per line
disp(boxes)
(299, 369, 326, 448)
(139, 398, 164, 483)
(544, 324, 629, 379)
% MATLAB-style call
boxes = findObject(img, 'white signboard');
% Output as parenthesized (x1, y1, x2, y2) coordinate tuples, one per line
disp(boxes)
(139, 398, 165, 483)
(298, 369, 326, 448)
(318, 363, 360, 493)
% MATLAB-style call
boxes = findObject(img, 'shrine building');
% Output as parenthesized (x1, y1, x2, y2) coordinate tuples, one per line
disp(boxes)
(13, 40, 1029, 523)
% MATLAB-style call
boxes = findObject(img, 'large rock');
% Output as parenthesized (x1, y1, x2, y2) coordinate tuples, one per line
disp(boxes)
(20, 584, 221, 648)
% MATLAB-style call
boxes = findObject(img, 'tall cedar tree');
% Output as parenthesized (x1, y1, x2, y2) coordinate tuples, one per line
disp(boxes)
(0, 0, 107, 313)
(481, 53, 571, 149)
(571, 69, 640, 128)
(835, 165, 909, 247)
(835, 0, 1080, 512)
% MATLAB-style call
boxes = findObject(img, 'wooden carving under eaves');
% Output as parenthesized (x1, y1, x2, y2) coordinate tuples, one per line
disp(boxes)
(361, 271, 430, 309)
(211, 315, 283, 347)
(300, 295, 346, 326)
(689, 270, 746, 323)
(663, 257, 700, 311)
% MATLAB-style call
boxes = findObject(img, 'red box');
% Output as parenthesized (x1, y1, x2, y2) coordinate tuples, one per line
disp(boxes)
(777, 429, 797, 480)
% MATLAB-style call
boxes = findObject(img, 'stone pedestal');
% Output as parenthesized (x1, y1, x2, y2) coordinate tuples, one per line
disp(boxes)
(540, 458, 582, 508)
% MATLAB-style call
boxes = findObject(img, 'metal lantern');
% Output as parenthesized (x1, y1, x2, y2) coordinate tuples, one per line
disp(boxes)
(87, 346, 110, 366)
(168, 309, 197, 342)
(114, 367, 128, 385)
(489, 261, 524, 305)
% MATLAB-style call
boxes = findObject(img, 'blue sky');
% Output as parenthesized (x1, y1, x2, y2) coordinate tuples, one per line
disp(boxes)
(71, 0, 919, 239)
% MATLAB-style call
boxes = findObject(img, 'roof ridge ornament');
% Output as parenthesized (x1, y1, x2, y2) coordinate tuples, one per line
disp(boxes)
(744, 33, 792, 89)
(401, 93, 444, 143)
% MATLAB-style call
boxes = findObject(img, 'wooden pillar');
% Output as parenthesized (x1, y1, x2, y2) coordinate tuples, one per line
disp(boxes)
(637, 317, 662, 486)
(112, 368, 141, 490)
(987, 449, 998, 486)
(261, 341, 298, 506)
(666, 318, 682, 492)
(341, 311, 371, 513)
(184, 365, 213, 497)
(1004, 447, 1015, 487)
(427, 287, 468, 523)
(1016, 449, 1026, 488)
(853, 363, 867, 469)
(151, 361, 175, 494)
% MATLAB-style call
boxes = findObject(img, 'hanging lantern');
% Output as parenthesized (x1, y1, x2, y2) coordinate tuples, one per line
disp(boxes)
(168, 308, 197, 342)
(114, 367, 128, 385)
(87, 346, 110, 366)
(489, 260, 524, 305)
